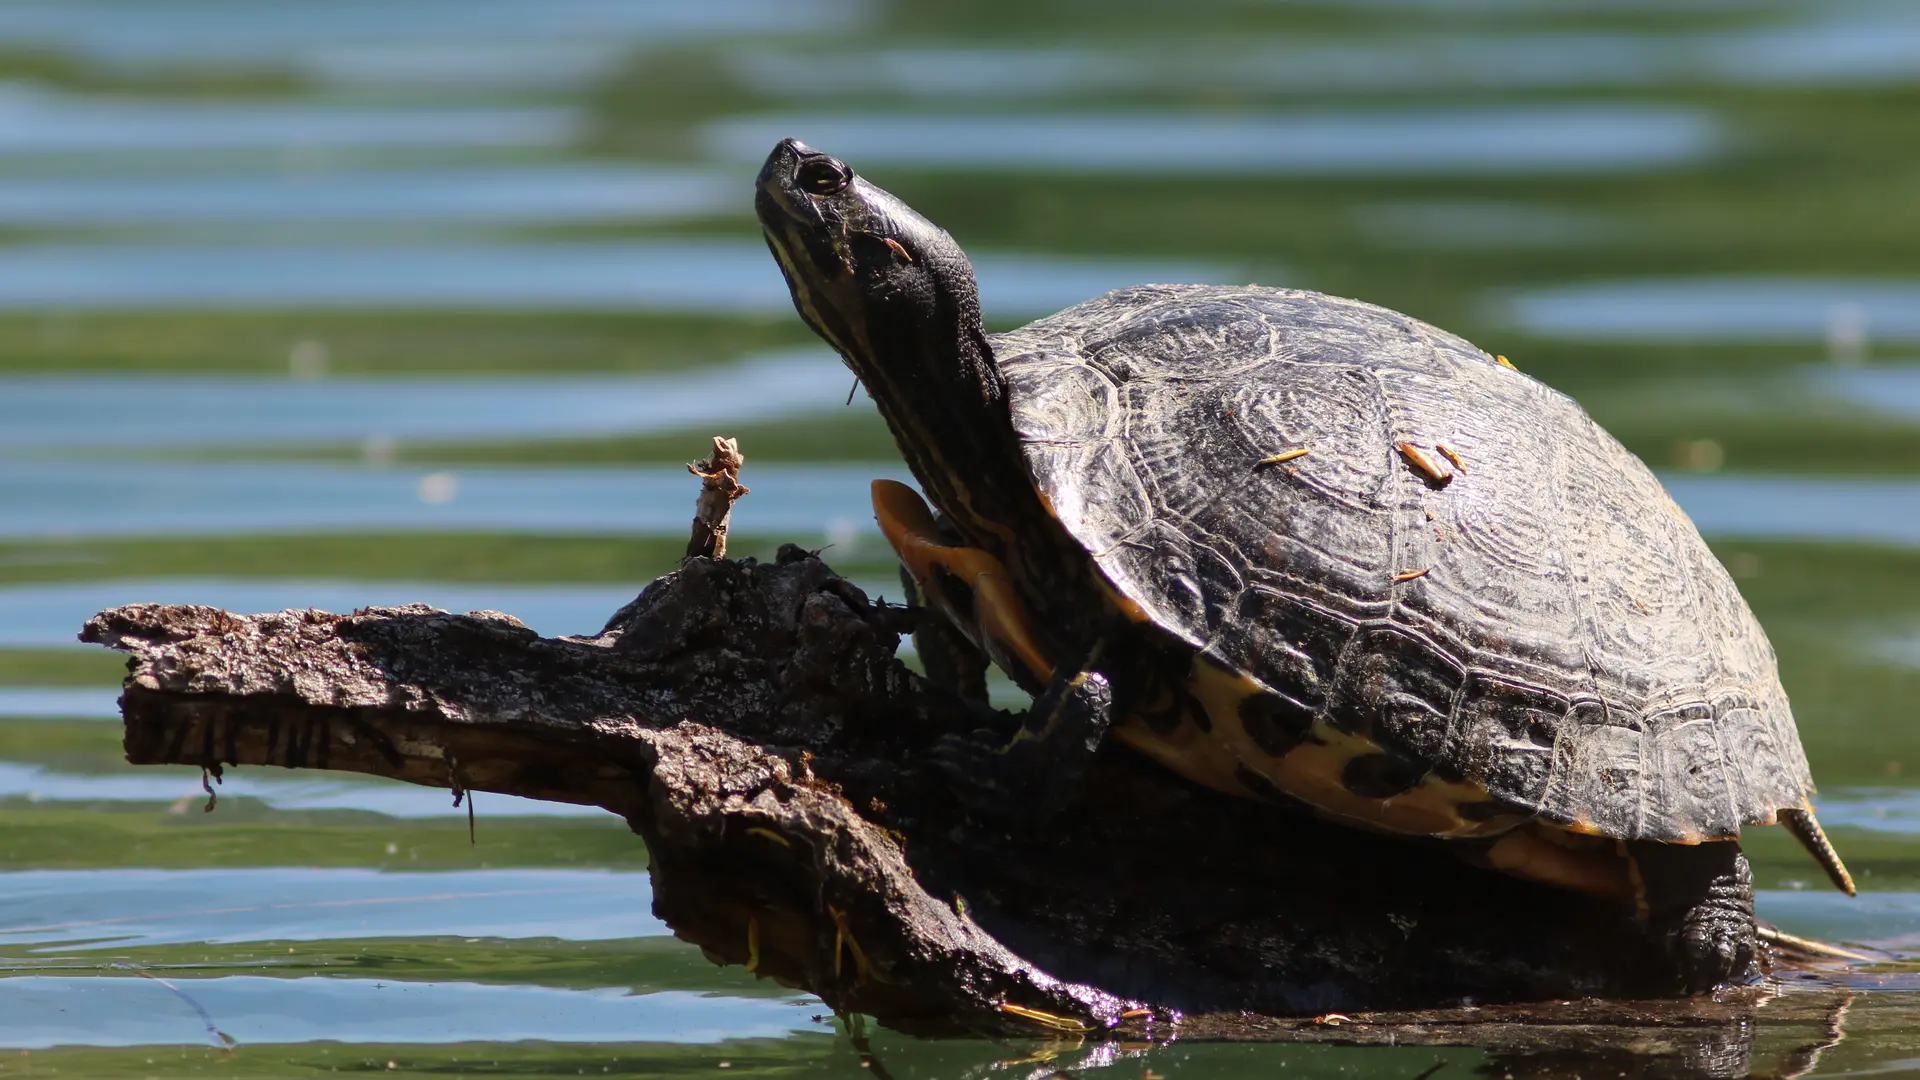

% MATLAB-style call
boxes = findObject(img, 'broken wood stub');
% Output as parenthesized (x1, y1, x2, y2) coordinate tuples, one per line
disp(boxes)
(82, 548, 1847, 1043)
(685, 436, 748, 561)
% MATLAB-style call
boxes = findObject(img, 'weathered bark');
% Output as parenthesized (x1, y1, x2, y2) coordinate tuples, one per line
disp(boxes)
(80, 547, 1865, 1071)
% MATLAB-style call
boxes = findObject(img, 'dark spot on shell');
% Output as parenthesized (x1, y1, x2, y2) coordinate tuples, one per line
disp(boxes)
(1239, 691, 1311, 757)
(1342, 752, 1427, 799)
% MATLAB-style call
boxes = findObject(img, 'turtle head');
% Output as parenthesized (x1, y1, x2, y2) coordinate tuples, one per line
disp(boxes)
(757, 139, 1029, 553)
(755, 138, 984, 383)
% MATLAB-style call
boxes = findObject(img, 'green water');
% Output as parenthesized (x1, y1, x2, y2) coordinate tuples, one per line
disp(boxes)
(4, 1, 1920, 1075)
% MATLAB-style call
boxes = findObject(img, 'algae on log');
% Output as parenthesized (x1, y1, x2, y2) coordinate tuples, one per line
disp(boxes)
(80, 547, 1861, 1063)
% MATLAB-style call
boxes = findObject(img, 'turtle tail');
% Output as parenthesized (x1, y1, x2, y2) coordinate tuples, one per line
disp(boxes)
(1779, 806, 1856, 896)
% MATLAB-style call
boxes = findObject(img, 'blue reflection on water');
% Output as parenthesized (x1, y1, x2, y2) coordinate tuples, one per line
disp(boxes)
(0, 164, 735, 228)
(725, 12, 1920, 99)
(0, 86, 578, 154)
(0, 350, 851, 449)
(705, 106, 1722, 175)
(0, 759, 610, 817)
(0, 0, 861, 63)
(0, 977, 810, 1049)
(0, 461, 904, 539)
(1810, 364, 1920, 419)
(1664, 473, 1920, 544)
(0, 578, 643, 645)
(0, 688, 122, 719)
(0, 867, 661, 948)
(1496, 278, 1920, 341)
(0, 240, 1235, 317)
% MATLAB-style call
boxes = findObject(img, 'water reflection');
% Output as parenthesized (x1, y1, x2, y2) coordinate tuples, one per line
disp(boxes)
(0, 164, 735, 228)
(1352, 199, 1619, 250)
(706, 106, 1722, 175)
(0, 688, 118, 719)
(0, 759, 607, 817)
(0, 0, 863, 73)
(1497, 278, 1920, 342)
(0, 461, 903, 539)
(724, 12, 1920, 99)
(1813, 364, 1920, 419)
(0, 240, 1233, 317)
(0, 867, 658, 948)
(0, 578, 644, 645)
(0, 86, 578, 154)
(0, 350, 851, 449)
(0, 977, 808, 1048)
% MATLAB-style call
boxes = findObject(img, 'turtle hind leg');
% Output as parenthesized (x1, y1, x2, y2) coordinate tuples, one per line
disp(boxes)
(1780, 806, 1857, 896)
(1627, 839, 1759, 994)
(931, 666, 1114, 820)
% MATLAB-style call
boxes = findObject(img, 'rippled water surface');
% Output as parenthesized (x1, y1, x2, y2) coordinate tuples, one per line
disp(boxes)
(4, 1, 1920, 1077)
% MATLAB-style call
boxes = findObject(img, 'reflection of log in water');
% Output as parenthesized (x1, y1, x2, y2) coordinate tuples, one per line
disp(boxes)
(78, 513, 1867, 1072)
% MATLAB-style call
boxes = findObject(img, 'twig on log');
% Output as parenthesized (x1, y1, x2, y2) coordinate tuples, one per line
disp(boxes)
(686, 436, 748, 561)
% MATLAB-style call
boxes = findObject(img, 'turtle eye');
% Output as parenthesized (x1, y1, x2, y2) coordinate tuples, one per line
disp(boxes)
(796, 157, 852, 196)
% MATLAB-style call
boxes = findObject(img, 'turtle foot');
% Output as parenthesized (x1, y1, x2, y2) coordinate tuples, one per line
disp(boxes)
(929, 669, 1113, 822)
(1629, 839, 1760, 994)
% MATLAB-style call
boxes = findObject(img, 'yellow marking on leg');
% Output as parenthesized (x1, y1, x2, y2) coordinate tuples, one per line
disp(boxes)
(1479, 824, 1635, 901)
(873, 479, 1054, 683)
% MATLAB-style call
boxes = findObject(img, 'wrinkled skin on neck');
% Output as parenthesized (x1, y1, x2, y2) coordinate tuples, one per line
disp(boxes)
(754, 140, 1084, 626)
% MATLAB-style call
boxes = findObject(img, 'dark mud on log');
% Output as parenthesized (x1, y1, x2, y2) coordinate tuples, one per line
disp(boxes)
(81, 547, 1874, 1064)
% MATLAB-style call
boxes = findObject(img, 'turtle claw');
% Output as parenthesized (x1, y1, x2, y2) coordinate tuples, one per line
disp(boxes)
(1673, 910, 1757, 995)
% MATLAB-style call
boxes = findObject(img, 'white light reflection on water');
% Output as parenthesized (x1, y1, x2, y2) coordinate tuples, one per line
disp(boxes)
(0, 240, 1235, 318)
(705, 106, 1722, 175)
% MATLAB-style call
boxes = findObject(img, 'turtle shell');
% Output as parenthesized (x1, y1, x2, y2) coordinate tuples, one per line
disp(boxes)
(993, 283, 1810, 843)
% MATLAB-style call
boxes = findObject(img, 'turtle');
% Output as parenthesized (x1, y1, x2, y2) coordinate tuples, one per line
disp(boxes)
(753, 137, 1855, 993)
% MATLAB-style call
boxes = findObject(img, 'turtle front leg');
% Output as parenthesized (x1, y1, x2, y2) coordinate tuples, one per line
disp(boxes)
(1627, 839, 1759, 993)
(932, 665, 1114, 819)
(900, 564, 991, 704)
